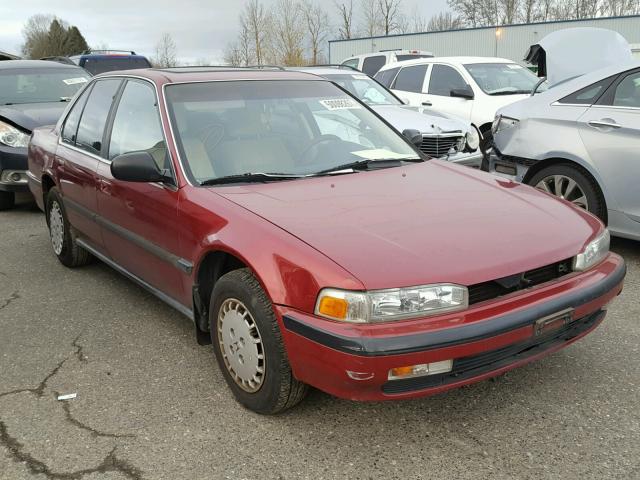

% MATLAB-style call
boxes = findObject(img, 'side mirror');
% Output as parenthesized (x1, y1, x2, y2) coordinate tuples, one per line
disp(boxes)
(110, 151, 168, 183)
(402, 129, 423, 147)
(450, 86, 475, 100)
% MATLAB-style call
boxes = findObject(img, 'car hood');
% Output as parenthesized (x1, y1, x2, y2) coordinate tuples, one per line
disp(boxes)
(0, 102, 67, 132)
(372, 105, 467, 135)
(524, 27, 632, 87)
(212, 161, 600, 290)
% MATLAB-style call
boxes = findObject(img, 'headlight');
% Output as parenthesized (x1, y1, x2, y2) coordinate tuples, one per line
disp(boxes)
(315, 284, 468, 323)
(491, 115, 519, 135)
(0, 120, 30, 148)
(573, 229, 610, 271)
(465, 128, 480, 151)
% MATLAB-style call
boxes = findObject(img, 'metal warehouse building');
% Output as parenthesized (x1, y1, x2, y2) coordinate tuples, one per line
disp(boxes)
(329, 15, 640, 64)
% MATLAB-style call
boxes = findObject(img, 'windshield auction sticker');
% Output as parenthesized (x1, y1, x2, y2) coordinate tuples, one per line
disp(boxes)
(319, 98, 362, 110)
(63, 77, 89, 85)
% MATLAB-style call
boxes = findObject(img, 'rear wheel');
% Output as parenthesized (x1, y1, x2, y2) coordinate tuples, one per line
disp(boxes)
(46, 188, 92, 267)
(0, 191, 15, 210)
(210, 268, 308, 414)
(527, 164, 606, 221)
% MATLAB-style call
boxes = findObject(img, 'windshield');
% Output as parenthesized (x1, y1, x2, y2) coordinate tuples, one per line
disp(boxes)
(165, 80, 419, 184)
(326, 73, 401, 106)
(464, 63, 544, 95)
(0, 68, 89, 105)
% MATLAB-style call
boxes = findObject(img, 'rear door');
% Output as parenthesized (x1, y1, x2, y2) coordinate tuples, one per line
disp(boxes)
(390, 64, 428, 106)
(423, 63, 474, 122)
(578, 68, 640, 222)
(95, 78, 185, 304)
(57, 78, 123, 247)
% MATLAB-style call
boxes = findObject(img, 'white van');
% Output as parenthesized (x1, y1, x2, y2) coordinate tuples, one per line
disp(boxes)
(340, 50, 433, 76)
(375, 57, 543, 148)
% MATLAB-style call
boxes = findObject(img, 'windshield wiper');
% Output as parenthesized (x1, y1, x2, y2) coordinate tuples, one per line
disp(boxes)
(200, 172, 305, 186)
(316, 157, 423, 175)
(489, 90, 532, 96)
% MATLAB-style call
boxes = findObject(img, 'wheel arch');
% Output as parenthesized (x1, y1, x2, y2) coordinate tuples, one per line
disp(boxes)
(522, 157, 608, 223)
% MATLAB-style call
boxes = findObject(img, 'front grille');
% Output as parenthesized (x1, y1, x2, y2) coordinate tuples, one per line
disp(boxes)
(382, 309, 604, 395)
(420, 135, 462, 158)
(468, 258, 573, 305)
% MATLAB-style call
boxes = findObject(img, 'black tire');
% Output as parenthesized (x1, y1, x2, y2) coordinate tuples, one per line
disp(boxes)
(0, 191, 15, 210)
(45, 187, 92, 268)
(210, 268, 308, 414)
(527, 163, 606, 221)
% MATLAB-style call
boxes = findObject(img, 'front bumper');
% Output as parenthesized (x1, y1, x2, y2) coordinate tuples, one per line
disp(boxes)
(0, 145, 29, 193)
(278, 253, 625, 401)
(487, 147, 531, 182)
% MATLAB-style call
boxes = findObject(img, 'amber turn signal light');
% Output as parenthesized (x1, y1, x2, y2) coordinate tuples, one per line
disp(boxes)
(317, 296, 348, 320)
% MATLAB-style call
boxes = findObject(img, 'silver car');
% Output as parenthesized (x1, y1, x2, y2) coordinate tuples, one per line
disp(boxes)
(489, 29, 640, 241)
(294, 67, 481, 166)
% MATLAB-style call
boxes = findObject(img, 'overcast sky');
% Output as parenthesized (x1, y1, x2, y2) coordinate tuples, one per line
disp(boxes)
(0, 0, 450, 63)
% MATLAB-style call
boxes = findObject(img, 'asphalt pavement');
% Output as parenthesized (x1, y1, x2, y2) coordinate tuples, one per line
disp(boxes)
(1, 193, 639, 480)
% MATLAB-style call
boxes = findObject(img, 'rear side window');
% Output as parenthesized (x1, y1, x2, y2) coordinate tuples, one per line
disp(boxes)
(61, 85, 91, 144)
(393, 65, 428, 93)
(559, 76, 616, 105)
(361, 55, 386, 76)
(75, 79, 122, 155)
(374, 67, 400, 88)
(108, 80, 166, 167)
(612, 71, 640, 108)
(341, 58, 359, 70)
(429, 64, 468, 96)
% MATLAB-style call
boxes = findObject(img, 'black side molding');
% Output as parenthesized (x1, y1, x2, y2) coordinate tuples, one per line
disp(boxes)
(283, 260, 625, 357)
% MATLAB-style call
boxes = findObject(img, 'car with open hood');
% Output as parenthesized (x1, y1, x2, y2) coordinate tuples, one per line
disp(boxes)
(0, 60, 90, 209)
(292, 66, 480, 166)
(489, 28, 640, 241)
(28, 67, 625, 414)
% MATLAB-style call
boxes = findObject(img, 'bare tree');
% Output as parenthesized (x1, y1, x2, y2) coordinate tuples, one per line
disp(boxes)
(378, 0, 404, 35)
(335, 0, 355, 39)
(241, 0, 271, 66)
(360, 0, 382, 36)
(224, 23, 253, 66)
(410, 5, 428, 32)
(273, 0, 306, 66)
(427, 11, 463, 31)
(302, 0, 330, 64)
(600, 0, 640, 15)
(153, 33, 178, 68)
(21, 14, 56, 58)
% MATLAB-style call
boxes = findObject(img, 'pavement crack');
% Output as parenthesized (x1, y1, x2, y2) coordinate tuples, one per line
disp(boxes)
(0, 291, 20, 310)
(71, 334, 88, 363)
(0, 421, 144, 479)
(58, 399, 135, 439)
(0, 358, 67, 399)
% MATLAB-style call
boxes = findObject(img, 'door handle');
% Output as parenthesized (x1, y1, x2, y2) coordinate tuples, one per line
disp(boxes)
(588, 120, 621, 129)
(422, 101, 433, 106)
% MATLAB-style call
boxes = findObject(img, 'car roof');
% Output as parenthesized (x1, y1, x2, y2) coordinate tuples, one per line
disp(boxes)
(290, 67, 366, 77)
(96, 67, 325, 84)
(0, 59, 84, 70)
(378, 56, 516, 71)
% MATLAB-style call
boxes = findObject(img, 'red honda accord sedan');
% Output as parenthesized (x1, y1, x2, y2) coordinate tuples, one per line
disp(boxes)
(27, 68, 625, 414)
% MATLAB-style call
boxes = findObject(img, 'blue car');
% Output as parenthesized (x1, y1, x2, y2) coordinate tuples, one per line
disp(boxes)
(70, 50, 151, 75)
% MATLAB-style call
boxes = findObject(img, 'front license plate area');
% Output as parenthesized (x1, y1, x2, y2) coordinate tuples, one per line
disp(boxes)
(534, 308, 574, 337)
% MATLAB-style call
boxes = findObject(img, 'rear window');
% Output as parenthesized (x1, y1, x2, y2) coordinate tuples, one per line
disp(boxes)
(361, 56, 386, 76)
(396, 54, 433, 62)
(81, 56, 151, 75)
(393, 65, 428, 93)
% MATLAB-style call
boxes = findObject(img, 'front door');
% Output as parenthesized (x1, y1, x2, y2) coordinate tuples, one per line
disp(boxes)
(56, 78, 123, 247)
(578, 69, 640, 222)
(95, 79, 186, 304)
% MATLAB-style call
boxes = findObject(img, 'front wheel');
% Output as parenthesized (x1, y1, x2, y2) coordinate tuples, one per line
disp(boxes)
(210, 268, 308, 414)
(46, 188, 92, 267)
(527, 164, 606, 221)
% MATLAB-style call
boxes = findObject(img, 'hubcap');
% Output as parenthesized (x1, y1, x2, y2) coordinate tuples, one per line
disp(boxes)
(49, 201, 64, 255)
(535, 174, 589, 210)
(217, 298, 265, 393)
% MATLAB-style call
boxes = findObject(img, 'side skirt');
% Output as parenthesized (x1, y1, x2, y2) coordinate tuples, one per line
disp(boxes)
(76, 238, 194, 321)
